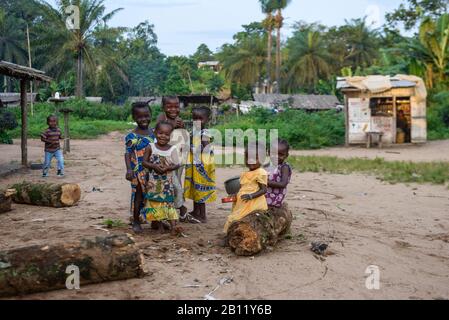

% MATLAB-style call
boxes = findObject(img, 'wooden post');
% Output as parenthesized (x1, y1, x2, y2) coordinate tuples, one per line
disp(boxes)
(60, 108, 73, 154)
(344, 95, 349, 147)
(20, 79, 28, 167)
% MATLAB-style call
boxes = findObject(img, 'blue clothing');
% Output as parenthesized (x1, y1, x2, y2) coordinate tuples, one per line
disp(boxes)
(43, 150, 64, 174)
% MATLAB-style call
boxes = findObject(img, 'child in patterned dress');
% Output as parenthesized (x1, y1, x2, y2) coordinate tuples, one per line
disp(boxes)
(125, 102, 156, 234)
(265, 139, 292, 209)
(142, 121, 180, 235)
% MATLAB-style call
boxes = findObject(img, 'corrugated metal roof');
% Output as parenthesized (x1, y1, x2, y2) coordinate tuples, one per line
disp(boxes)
(253, 94, 340, 110)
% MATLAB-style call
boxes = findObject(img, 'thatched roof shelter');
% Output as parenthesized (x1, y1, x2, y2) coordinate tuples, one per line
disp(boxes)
(0, 61, 52, 166)
(0, 61, 52, 82)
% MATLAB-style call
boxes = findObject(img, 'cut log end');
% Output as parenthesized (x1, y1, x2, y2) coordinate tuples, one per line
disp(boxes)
(11, 182, 81, 208)
(227, 204, 293, 256)
(61, 184, 81, 206)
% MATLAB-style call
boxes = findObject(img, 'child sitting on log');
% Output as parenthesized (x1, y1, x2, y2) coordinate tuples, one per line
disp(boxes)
(265, 139, 292, 209)
(224, 142, 268, 233)
(142, 121, 180, 235)
(125, 102, 156, 234)
(41, 115, 64, 177)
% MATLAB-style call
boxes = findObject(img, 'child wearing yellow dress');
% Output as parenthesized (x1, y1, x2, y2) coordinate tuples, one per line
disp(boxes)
(224, 143, 268, 233)
(184, 106, 217, 223)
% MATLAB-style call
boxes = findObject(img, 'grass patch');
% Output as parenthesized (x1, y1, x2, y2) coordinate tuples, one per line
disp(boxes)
(289, 155, 449, 185)
(102, 219, 127, 229)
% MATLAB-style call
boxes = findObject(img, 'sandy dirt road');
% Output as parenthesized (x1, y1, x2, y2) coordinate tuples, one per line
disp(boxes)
(0, 133, 448, 300)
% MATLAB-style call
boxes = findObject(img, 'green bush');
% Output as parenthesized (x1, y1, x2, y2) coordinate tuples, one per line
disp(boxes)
(214, 108, 345, 150)
(6, 100, 135, 140)
(0, 109, 18, 144)
(428, 91, 449, 140)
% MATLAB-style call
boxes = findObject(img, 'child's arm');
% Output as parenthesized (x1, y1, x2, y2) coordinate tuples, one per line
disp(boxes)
(40, 130, 49, 143)
(241, 183, 267, 202)
(163, 147, 182, 173)
(267, 166, 291, 189)
(124, 153, 133, 181)
(175, 117, 185, 129)
(142, 147, 165, 174)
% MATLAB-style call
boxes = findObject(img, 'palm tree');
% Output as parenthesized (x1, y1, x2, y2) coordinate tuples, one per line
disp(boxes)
(37, 0, 125, 97)
(0, 9, 27, 91)
(341, 18, 380, 70)
(271, 0, 291, 93)
(285, 30, 330, 91)
(219, 37, 266, 87)
(259, 0, 275, 92)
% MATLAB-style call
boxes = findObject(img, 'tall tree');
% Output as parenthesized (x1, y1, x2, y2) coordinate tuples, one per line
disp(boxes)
(340, 18, 381, 70)
(218, 24, 266, 88)
(38, 0, 125, 97)
(260, 0, 275, 92)
(271, 0, 291, 93)
(386, 0, 448, 31)
(192, 44, 214, 63)
(285, 29, 330, 92)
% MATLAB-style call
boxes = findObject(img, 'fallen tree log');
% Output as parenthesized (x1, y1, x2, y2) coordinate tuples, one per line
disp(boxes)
(11, 181, 81, 207)
(0, 234, 147, 298)
(0, 189, 16, 213)
(227, 204, 293, 256)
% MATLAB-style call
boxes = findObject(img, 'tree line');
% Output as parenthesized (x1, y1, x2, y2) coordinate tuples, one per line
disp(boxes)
(0, 0, 448, 103)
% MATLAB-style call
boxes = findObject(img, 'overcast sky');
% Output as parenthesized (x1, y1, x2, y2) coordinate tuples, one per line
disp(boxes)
(52, 0, 406, 56)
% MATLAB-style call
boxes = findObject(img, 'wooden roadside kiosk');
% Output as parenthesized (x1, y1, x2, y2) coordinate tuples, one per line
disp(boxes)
(337, 75, 428, 148)
(0, 61, 52, 166)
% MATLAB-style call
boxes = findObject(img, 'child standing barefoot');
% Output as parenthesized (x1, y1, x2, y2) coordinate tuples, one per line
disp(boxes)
(224, 143, 268, 233)
(125, 102, 155, 234)
(157, 96, 189, 220)
(184, 106, 217, 223)
(142, 121, 180, 234)
(266, 139, 292, 209)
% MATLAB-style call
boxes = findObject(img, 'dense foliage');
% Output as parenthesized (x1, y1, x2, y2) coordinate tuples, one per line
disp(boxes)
(1, 0, 448, 147)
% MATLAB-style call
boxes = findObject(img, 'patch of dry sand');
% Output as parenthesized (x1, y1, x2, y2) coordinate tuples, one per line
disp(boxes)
(0, 133, 448, 300)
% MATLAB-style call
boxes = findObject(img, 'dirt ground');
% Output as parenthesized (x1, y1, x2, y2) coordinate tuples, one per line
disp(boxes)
(0, 133, 448, 300)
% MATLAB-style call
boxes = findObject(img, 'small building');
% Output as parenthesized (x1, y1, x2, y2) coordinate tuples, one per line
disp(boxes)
(198, 61, 221, 73)
(253, 94, 341, 111)
(337, 75, 427, 145)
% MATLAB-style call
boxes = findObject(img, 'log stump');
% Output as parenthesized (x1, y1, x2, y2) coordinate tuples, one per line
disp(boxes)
(0, 234, 147, 297)
(0, 189, 16, 214)
(227, 204, 293, 256)
(11, 181, 81, 207)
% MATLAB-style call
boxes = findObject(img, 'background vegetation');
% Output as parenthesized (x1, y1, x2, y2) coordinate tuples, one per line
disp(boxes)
(0, 0, 448, 149)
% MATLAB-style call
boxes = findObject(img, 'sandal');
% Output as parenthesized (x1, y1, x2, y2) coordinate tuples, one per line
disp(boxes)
(180, 213, 202, 224)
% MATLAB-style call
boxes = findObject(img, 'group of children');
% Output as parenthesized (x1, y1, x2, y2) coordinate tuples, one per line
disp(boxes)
(40, 96, 292, 237)
(125, 96, 292, 236)
(125, 96, 217, 235)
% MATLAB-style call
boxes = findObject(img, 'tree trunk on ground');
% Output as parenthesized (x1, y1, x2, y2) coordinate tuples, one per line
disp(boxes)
(11, 182, 81, 208)
(275, 9, 283, 94)
(0, 189, 16, 214)
(227, 204, 293, 256)
(0, 234, 147, 297)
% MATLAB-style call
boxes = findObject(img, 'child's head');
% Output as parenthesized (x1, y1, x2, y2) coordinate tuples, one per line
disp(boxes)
(132, 102, 152, 130)
(192, 106, 211, 127)
(47, 115, 58, 129)
(274, 139, 290, 165)
(155, 121, 174, 146)
(245, 141, 266, 171)
(162, 96, 181, 120)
